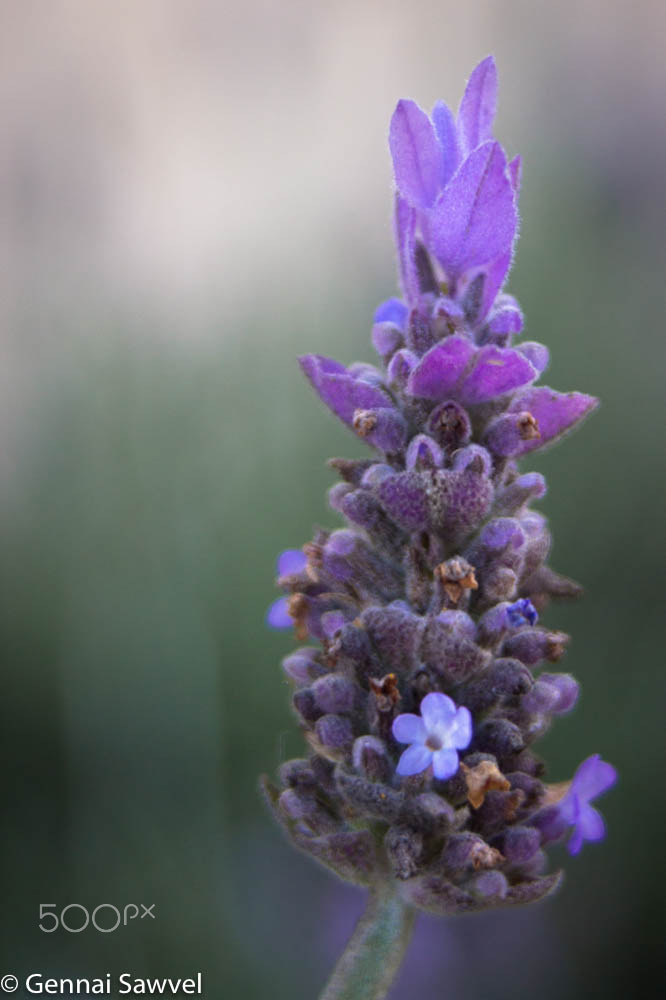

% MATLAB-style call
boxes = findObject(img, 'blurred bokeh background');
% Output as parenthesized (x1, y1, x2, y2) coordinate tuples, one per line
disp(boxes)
(1, 1, 664, 996)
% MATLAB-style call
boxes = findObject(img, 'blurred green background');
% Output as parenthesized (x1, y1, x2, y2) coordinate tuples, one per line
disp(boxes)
(1, 1, 664, 997)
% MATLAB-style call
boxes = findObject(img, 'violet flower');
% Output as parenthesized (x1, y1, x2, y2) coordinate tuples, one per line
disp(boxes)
(393, 693, 472, 779)
(261, 57, 616, 1000)
(559, 755, 618, 855)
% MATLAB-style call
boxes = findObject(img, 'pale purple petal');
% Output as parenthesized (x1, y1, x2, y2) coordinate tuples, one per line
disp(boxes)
(420, 691, 457, 731)
(390, 99, 443, 208)
(325, 530, 356, 557)
(508, 387, 599, 453)
(430, 142, 517, 281)
(300, 354, 346, 377)
(278, 549, 307, 576)
(459, 345, 536, 404)
(540, 672, 579, 714)
(374, 298, 408, 329)
(516, 341, 549, 374)
(396, 743, 433, 776)
(448, 706, 473, 749)
(571, 754, 618, 802)
(457, 56, 498, 156)
(567, 825, 584, 857)
(372, 323, 403, 359)
(431, 100, 460, 186)
(406, 335, 476, 399)
(299, 355, 392, 426)
(431, 748, 460, 780)
(487, 302, 524, 337)
(558, 792, 579, 826)
(392, 713, 427, 745)
(578, 804, 606, 842)
(394, 194, 419, 303)
(266, 597, 292, 629)
(348, 362, 385, 385)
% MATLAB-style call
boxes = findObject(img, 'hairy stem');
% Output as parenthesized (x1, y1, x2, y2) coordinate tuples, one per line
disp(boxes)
(318, 883, 415, 1000)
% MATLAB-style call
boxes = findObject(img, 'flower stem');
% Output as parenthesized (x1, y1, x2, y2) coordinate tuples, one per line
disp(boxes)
(318, 883, 415, 1000)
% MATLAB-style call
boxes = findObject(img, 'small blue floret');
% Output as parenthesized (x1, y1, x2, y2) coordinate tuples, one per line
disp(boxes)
(506, 598, 538, 628)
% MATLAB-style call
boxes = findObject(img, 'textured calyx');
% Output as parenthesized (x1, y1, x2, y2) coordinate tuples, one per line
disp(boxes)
(263, 56, 616, 916)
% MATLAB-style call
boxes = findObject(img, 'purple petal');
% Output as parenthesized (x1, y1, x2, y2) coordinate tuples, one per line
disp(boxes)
(540, 673, 579, 714)
(558, 791, 579, 826)
(431, 100, 460, 186)
(374, 297, 408, 329)
(507, 598, 539, 627)
(480, 517, 525, 552)
(572, 754, 618, 802)
(390, 99, 443, 208)
(578, 804, 606, 842)
(282, 649, 323, 684)
(567, 826, 584, 856)
(325, 530, 356, 557)
(406, 335, 476, 400)
(394, 194, 419, 304)
(420, 691, 457, 730)
(266, 597, 292, 629)
(299, 354, 392, 426)
(300, 354, 346, 377)
(396, 743, 433, 776)
(431, 748, 460, 780)
(348, 362, 385, 385)
(372, 322, 403, 359)
(457, 56, 498, 156)
(508, 387, 599, 453)
(277, 549, 307, 576)
(484, 411, 541, 458)
(516, 341, 549, 374)
(430, 142, 517, 281)
(486, 302, 524, 338)
(449, 706, 473, 749)
(459, 345, 536, 404)
(392, 713, 427, 745)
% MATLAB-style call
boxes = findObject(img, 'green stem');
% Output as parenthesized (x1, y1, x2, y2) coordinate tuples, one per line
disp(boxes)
(318, 883, 415, 1000)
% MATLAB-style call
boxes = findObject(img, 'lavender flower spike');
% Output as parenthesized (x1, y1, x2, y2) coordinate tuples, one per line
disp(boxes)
(262, 57, 616, 1000)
